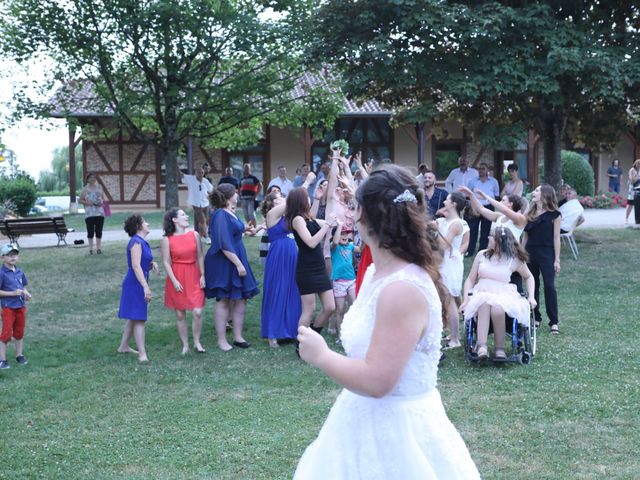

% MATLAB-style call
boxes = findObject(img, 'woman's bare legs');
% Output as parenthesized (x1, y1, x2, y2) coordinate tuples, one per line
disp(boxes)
(625, 203, 634, 223)
(132, 321, 148, 362)
(118, 320, 138, 354)
(446, 297, 461, 348)
(490, 305, 506, 357)
(215, 299, 233, 351)
(192, 307, 204, 352)
(175, 310, 189, 354)
(312, 290, 336, 329)
(231, 299, 247, 344)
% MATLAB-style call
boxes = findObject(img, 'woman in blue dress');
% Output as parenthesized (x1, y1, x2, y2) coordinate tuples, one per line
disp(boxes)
(118, 215, 158, 363)
(205, 184, 259, 351)
(260, 190, 302, 347)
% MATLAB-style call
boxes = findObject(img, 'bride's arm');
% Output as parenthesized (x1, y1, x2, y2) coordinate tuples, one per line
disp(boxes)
(298, 281, 427, 398)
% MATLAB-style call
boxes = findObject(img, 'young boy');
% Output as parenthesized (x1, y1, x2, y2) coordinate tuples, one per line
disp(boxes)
(0, 243, 31, 369)
(329, 223, 360, 335)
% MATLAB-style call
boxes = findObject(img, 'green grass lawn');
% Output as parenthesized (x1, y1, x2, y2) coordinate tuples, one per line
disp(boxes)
(1, 230, 638, 479)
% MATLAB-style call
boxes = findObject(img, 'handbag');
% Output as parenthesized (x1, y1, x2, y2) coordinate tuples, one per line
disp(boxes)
(103, 201, 112, 217)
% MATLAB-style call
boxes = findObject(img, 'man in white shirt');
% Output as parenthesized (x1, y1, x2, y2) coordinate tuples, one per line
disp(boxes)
(267, 165, 294, 196)
(445, 156, 479, 193)
(559, 188, 585, 233)
(466, 163, 500, 255)
(181, 167, 213, 243)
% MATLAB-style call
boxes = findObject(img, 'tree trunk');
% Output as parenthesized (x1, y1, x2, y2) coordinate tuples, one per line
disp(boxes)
(162, 143, 180, 209)
(540, 114, 566, 192)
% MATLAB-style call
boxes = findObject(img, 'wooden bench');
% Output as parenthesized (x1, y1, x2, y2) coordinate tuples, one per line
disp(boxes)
(0, 216, 75, 247)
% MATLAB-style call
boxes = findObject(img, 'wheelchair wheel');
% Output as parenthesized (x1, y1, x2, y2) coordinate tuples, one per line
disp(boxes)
(523, 327, 534, 363)
(463, 317, 476, 362)
(519, 351, 531, 365)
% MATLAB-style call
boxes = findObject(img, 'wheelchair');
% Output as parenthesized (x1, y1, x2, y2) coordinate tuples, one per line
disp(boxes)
(463, 293, 536, 365)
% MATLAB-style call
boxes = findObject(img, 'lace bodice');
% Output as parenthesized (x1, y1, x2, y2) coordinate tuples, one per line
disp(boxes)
(340, 263, 443, 397)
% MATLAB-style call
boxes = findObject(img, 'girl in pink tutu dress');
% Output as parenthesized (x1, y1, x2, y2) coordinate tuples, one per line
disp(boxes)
(460, 226, 536, 360)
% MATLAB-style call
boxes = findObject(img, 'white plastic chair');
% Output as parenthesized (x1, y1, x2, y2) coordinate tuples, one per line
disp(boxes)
(560, 216, 581, 260)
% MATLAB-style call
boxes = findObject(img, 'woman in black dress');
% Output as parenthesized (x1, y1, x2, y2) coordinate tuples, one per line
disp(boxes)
(286, 187, 337, 332)
(521, 184, 561, 334)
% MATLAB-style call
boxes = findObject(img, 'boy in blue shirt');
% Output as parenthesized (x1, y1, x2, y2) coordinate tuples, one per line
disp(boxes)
(329, 223, 360, 335)
(0, 244, 31, 369)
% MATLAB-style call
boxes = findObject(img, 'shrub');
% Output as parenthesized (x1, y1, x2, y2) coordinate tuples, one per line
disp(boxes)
(579, 191, 626, 209)
(0, 175, 38, 217)
(561, 150, 595, 197)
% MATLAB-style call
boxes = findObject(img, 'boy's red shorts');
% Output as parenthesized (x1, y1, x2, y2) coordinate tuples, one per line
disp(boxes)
(1, 306, 26, 342)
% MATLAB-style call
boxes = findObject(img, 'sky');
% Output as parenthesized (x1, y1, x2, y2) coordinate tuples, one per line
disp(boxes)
(1, 59, 68, 179)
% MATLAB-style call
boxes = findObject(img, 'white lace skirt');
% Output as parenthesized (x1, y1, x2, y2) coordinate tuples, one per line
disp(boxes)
(439, 251, 463, 297)
(294, 388, 480, 479)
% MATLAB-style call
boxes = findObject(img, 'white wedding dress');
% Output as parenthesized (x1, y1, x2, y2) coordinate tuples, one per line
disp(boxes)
(294, 263, 480, 479)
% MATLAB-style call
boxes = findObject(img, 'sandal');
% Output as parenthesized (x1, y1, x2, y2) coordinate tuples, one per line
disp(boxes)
(550, 325, 560, 335)
(477, 345, 489, 360)
(494, 349, 507, 360)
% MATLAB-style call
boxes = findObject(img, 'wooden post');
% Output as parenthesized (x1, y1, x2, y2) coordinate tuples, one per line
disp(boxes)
(415, 122, 425, 166)
(68, 124, 78, 213)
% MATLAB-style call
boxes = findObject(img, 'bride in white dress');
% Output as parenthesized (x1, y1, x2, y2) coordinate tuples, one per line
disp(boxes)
(295, 165, 480, 479)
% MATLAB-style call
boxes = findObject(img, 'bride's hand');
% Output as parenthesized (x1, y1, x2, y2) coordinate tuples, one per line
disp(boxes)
(297, 326, 329, 366)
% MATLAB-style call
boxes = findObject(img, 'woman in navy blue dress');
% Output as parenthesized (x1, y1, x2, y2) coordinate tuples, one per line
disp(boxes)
(260, 191, 302, 347)
(205, 184, 259, 351)
(118, 215, 158, 362)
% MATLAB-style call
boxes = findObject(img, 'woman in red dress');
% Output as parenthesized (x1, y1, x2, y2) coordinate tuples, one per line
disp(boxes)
(162, 208, 206, 354)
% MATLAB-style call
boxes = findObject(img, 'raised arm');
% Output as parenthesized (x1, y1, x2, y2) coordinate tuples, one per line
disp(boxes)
(266, 203, 287, 228)
(292, 215, 336, 249)
(458, 186, 500, 222)
(477, 190, 527, 227)
(298, 280, 429, 398)
(353, 152, 368, 180)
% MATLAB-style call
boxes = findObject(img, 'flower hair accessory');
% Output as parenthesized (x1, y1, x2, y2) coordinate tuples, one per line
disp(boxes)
(393, 189, 417, 204)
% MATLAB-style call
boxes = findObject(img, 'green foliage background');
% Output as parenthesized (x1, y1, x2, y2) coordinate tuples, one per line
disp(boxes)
(561, 150, 595, 197)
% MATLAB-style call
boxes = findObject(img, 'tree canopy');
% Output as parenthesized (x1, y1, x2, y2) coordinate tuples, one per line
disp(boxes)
(3, 0, 341, 207)
(310, 0, 640, 189)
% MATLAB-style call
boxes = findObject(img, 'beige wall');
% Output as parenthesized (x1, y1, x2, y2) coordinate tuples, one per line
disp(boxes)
(393, 126, 419, 171)
(269, 127, 305, 183)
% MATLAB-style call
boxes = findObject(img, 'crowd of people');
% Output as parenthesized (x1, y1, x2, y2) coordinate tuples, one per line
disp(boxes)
(3, 151, 615, 477)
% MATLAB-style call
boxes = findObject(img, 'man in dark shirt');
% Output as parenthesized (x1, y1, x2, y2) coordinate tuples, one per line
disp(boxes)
(218, 167, 240, 190)
(423, 170, 447, 218)
(239, 163, 261, 227)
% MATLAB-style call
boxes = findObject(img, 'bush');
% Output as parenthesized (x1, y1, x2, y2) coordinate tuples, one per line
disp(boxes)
(579, 191, 627, 209)
(561, 150, 595, 197)
(0, 175, 38, 217)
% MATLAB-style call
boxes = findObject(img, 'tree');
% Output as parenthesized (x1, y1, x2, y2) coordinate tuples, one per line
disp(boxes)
(309, 1, 640, 190)
(3, 0, 341, 207)
(38, 145, 83, 192)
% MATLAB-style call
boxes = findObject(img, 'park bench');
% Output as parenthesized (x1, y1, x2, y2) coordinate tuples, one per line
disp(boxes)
(0, 216, 75, 247)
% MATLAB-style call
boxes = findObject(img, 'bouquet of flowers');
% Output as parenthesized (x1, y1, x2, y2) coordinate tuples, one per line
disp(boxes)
(330, 139, 350, 157)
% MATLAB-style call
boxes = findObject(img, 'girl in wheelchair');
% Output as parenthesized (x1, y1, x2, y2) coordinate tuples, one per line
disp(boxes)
(459, 227, 536, 360)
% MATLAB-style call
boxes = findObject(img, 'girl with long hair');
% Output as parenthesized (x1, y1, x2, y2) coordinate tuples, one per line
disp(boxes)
(435, 192, 467, 349)
(286, 187, 337, 333)
(161, 208, 206, 354)
(522, 184, 561, 334)
(260, 190, 302, 348)
(295, 165, 479, 479)
(460, 227, 536, 360)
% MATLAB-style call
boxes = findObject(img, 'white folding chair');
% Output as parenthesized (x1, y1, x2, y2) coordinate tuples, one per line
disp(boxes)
(560, 216, 581, 260)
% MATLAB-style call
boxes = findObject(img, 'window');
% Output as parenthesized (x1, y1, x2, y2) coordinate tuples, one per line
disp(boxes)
(311, 116, 394, 171)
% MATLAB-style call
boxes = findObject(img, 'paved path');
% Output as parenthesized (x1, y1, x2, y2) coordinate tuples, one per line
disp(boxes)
(5, 207, 638, 250)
